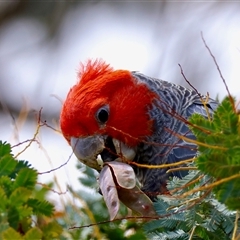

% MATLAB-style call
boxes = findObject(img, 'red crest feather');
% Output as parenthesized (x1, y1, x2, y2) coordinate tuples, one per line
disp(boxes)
(78, 59, 113, 85)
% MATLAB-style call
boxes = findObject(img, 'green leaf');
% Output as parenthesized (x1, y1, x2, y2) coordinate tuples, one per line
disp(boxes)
(2, 227, 23, 240)
(17, 206, 33, 219)
(27, 199, 54, 217)
(148, 229, 188, 240)
(0, 142, 17, 178)
(189, 97, 240, 210)
(0, 141, 12, 158)
(0, 141, 64, 239)
(214, 180, 240, 210)
(7, 206, 19, 229)
(0, 155, 17, 177)
(0, 176, 13, 197)
(13, 168, 38, 190)
(9, 160, 32, 179)
(24, 227, 42, 240)
(9, 187, 32, 206)
(213, 97, 238, 134)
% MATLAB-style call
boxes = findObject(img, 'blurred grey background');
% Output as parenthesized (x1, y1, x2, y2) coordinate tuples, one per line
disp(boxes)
(0, 1, 239, 207)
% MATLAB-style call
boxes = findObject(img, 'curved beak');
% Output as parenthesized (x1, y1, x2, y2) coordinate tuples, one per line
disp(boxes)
(71, 135, 105, 170)
(71, 135, 137, 171)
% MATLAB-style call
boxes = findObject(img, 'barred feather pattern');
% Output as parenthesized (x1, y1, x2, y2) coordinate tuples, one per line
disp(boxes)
(131, 72, 218, 198)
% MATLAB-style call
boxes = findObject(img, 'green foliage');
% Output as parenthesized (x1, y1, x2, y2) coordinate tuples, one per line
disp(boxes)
(0, 141, 63, 239)
(144, 171, 238, 239)
(190, 97, 240, 210)
(144, 97, 240, 239)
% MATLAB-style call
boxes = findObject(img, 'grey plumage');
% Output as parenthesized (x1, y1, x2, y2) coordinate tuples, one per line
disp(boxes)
(131, 72, 218, 199)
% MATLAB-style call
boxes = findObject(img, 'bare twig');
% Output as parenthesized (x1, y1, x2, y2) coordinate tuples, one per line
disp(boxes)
(14, 108, 42, 158)
(36, 182, 68, 195)
(200, 31, 235, 112)
(178, 63, 212, 120)
(38, 151, 73, 175)
(178, 63, 202, 99)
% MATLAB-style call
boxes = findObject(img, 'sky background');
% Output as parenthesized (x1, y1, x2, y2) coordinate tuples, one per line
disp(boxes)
(0, 1, 240, 209)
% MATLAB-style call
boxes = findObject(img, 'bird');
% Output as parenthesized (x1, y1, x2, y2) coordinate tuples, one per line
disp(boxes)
(60, 59, 218, 200)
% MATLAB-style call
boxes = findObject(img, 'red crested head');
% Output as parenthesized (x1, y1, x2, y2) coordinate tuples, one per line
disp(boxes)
(60, 59, 157, 147)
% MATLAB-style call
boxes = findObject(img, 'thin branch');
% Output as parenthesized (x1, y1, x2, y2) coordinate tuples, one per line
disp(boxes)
(36, 182, 68, 195)
(130, 158, 194, 169)
(178, 63, 212, 120)
(181, 173, 240, 198)
(14, 108, 43, 158)
(170, 174, 204, 194)
(166, 166, 197, 173)
(68, 215, 159, 230)
(178, 63, 202, 99)
(200, 31, 236, 112)
(38, 151, 73, 175)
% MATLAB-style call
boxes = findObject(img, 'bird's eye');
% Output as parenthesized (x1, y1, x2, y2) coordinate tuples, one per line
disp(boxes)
(96, 106, 109, 124)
